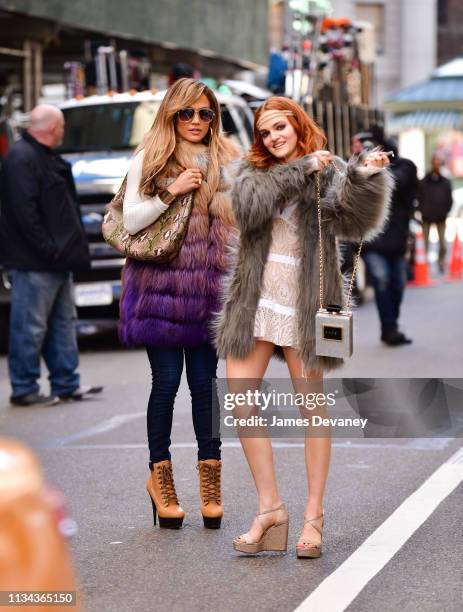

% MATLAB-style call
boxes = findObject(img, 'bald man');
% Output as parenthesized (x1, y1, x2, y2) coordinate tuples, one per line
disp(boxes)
(0, 105, 102, 405)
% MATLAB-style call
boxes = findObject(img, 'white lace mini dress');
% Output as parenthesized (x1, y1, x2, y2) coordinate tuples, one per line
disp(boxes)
(253, 201, 301, 349)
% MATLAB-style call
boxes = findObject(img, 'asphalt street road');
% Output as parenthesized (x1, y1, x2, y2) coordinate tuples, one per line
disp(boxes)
(1, 278, 462, 612)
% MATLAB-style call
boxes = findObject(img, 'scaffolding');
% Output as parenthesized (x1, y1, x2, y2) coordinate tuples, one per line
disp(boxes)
(0, 42, 42, 112)
(284, 0, 381, 157)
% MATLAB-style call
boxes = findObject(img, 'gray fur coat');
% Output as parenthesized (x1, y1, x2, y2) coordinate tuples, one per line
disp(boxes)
(212, 153, 393, 371)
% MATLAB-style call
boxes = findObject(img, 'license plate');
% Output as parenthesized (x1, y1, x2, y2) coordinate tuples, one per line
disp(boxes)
(74, 283, 113, 307)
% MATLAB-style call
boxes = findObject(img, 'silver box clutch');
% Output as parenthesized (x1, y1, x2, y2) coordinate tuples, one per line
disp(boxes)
(313, 170, 361, 360)
(315, 306, 353, 358)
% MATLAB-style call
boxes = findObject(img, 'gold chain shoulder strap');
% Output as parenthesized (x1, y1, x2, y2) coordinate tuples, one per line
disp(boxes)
(316, 160, 363, 312)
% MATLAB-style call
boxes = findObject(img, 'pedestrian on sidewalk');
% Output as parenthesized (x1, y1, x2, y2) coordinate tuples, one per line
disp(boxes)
(361, 136, 418, 346)
(0, 105, 103, 406)
(214, 97, 392, 557)
(418, 154, 453, 273)
(119, 79, 240, 530)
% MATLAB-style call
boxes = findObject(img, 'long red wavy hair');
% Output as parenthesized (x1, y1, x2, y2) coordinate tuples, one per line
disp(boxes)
(247, 97, 327, 169)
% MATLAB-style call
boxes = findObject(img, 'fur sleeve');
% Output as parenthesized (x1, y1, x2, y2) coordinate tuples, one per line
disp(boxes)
(319, 154, 393, 242)
(232, 155, 318, 234)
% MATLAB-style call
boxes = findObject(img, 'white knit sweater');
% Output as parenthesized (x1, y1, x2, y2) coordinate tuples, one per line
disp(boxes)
(123, 150, 169, 235)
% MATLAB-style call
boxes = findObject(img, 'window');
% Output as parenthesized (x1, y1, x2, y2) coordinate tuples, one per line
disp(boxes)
(59, 101, 161, 152)
(437, 0, 448, 25)
(355, 3, 385, 54)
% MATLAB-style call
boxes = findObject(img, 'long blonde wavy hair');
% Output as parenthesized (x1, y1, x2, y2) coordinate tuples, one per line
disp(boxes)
(139, 78, 234, 196)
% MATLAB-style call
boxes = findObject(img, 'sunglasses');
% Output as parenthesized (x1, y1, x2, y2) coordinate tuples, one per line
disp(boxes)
(176, 107, 215, 123)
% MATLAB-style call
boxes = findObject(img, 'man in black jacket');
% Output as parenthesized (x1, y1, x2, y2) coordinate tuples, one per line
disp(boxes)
(418, 155, 453, 273)
(0, 105, 102, 405)
(362, 138, 418, 346)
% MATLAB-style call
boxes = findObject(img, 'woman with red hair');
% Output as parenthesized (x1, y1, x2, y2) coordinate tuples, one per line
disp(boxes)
(214, 97, 392, 557)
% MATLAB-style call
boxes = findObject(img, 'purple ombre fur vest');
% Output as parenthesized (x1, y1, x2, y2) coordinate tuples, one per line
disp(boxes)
(118, 145, 237, 348)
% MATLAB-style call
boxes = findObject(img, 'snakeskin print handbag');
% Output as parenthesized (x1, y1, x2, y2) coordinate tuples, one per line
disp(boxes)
(102, 177, 193, 263)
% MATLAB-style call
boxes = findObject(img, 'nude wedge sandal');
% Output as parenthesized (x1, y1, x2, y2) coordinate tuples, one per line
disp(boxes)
(296, 512, 324, 558)
(233, 503, 289, 554)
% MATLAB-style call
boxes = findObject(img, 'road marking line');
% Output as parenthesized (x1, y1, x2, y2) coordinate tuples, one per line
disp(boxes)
(44, 439, 453, 451)
(43, 412, 145, 447)
(293, 444, 463, 612)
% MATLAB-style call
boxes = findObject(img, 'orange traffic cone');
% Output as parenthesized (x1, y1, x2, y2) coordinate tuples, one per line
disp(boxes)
(447, 233, 462, 281)
(408, 228, 435, 287)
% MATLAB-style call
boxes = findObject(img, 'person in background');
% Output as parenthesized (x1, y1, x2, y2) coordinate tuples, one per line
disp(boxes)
(418, 154, 453, 273)
(361, 135, 418, 346)
(168, 62, 198, 86)
(267, 47, 289, 94)
(0, 105, 103, 406)
(351, 133, 364, 154)
(351, 131, 375, 155)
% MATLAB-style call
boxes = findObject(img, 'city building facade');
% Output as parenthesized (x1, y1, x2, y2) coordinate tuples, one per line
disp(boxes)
(275, 0, 438, 106)
(320, 0, 438, 105)
(0, 0, 268, 110)
(438, 0, 463, 66)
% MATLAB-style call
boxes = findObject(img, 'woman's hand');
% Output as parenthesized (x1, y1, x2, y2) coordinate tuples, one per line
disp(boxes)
(311, 150, 333, 171)
(167, 168, 203, 196)
(363, 151, 390, 169)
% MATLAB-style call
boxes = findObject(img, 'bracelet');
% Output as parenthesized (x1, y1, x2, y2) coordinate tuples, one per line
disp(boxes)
(158, 190, 176, 205)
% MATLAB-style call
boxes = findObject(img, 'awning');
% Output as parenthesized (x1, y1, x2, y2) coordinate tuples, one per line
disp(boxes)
(386, 110, 463, 133)
(385, 77, 463, 104)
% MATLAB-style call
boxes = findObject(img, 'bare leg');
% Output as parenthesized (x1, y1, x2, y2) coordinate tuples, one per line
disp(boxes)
(283, 347, 331, 549)
(227, 340, 285, 542)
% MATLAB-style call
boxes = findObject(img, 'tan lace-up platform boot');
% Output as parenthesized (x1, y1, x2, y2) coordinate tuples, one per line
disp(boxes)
(197, 459, 223, 529)
(146, 460, 185, 529)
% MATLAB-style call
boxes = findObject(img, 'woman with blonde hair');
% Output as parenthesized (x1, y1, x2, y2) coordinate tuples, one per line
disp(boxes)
(119, 78, 239, 530)
(214, 97, 392, 556)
